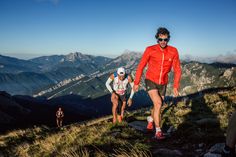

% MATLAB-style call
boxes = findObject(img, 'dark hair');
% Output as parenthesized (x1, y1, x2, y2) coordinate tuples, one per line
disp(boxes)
(155, 27, 170, 39)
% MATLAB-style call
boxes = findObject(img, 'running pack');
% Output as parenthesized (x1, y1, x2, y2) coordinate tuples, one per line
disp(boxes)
(113, 72, 129, 95)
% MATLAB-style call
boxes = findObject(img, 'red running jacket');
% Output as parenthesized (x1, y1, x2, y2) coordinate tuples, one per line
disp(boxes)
(134, 44, 181, 89)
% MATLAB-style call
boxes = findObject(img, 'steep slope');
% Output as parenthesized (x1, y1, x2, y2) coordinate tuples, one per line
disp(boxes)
(0, 87, 235, 157)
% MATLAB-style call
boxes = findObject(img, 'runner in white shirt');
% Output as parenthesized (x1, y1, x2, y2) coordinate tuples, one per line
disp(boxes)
(105, 67, 135, 123)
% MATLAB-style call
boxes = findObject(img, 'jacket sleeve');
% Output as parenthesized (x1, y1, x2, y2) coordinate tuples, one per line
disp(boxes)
(134, 47, 150, 85)
(172, 49, 181, 89)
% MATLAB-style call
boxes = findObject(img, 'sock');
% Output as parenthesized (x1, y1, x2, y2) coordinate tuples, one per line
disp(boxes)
(156, 127, 161, 133)
(147, 116, 153, 122)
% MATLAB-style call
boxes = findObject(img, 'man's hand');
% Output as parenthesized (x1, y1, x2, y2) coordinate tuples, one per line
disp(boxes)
(133, 85, 139, 92)
(173, 88, 179, 97)
(127, 98, 132, 107)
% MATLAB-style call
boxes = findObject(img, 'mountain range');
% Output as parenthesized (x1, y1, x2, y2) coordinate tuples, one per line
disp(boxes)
(32, 53, 236, 100)
(182, 53, 236, 64)
(1, 51, 236, 97)
(0, 52, 111, 95)
(0, 51, 236, 132)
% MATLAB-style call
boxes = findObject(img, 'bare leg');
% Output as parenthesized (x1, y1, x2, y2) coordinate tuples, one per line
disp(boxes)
(121, 101, 126, 117)
(56, 119, 59, 127)
(148, 90, 163, 129)
(151, 96, 164, 119)
(60, 120, 63, 127)
(111, 94, 118, 123)
(115, 101, 126, 123)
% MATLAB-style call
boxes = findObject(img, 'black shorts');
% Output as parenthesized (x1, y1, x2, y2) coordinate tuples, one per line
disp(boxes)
(57, 117, 63, 121)
(117, 94, 126, 102)
(145, 79, 167, 96)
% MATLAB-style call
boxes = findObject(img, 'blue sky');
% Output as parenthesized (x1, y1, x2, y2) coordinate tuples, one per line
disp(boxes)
(0, 0, 236, 59)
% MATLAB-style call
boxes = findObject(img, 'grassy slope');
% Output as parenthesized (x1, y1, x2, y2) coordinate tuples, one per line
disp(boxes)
(0, 87, 235, 157)
(0, 121, 151, 157)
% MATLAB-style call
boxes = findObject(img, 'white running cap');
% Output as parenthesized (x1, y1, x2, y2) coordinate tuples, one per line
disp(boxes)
(117, 67, 125, 76)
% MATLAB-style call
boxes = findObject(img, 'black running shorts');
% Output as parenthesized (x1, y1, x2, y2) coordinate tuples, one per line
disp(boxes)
(145, 79, 167, 96)
(118, 94, 126, 102)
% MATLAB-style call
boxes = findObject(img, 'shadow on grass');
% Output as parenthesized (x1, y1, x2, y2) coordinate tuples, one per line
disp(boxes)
(162, 87, 234, 147)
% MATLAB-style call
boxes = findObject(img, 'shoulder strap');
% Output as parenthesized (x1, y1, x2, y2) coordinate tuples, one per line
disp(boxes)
(114, 72, 117, 77)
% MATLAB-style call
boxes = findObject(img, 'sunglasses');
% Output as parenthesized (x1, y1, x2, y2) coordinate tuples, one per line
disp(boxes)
(158, 38, 169, 42)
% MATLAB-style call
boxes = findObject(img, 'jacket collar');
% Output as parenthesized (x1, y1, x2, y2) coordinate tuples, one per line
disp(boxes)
(156, 44, 169, 51)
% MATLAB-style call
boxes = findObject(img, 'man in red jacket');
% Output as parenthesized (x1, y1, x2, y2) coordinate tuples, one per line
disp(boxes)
(133, 27, 181, 139)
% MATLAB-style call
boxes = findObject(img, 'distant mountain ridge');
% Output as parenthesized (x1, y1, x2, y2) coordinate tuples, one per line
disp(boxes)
(0, 52, 112, 95)
(30, 52, 112, 72)
(182, 53, 236, 64)
(0, 54, 41, 73)
(0, 52, 236, 96)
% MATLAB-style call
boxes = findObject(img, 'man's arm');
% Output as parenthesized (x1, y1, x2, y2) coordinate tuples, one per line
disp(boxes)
(172, 49, 182, 97)
(133, 47, 150, 90)
(128, 75, 134, 99)
(105, 74, 115, 93)
(127, 75, 134, 106)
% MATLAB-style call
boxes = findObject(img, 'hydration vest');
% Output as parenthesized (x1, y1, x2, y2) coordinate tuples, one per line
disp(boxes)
(113, 72, 129, 95)
(56, 111, 64, 118)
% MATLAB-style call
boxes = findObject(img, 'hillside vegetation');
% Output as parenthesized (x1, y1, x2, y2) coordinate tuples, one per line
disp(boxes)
(0, 87, 235, 157)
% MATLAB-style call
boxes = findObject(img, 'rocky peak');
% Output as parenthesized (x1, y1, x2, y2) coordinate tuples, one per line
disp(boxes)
(120, 50, 142, 60)
(65, 52, 91, 62)
(223, 67, 235, 78)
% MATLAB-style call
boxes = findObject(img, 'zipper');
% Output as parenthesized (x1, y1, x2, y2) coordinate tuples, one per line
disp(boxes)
(159, 51, 164, 84)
